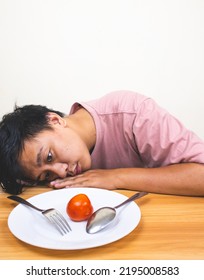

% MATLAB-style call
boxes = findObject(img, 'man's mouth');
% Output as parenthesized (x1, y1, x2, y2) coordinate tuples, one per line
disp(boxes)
(67, 163, 81, 177)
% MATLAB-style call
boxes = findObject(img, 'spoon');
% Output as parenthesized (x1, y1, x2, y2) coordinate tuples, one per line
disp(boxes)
(86, 191, 148, 234)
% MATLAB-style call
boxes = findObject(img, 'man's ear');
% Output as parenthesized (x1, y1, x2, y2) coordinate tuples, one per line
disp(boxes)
(46, 112, 66, 127)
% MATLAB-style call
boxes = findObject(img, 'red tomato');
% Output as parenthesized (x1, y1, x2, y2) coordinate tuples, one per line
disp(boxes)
(66, 193, 93, 222)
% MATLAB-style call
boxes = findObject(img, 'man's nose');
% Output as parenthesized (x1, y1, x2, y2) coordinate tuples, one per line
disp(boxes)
(67, 163, 77, 176)
(52, 163, 68, 178)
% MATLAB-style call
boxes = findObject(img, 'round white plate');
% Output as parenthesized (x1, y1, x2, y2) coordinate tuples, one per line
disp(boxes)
(8, 188, 141, 250)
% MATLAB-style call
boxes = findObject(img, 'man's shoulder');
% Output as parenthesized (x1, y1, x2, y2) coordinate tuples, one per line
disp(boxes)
(94, 90, 149, 113)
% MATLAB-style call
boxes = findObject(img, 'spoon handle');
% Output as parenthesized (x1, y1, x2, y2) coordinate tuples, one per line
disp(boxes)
(115, 191, 148, 209)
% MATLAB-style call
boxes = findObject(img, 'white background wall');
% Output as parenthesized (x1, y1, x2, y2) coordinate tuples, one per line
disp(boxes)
(0, 0, 204, 138)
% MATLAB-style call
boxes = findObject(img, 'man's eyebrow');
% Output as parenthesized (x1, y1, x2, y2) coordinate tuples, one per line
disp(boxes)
(36, 147, 43, 167)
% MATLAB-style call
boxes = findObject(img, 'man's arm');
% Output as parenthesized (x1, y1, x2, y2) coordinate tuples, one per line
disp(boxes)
(50, 163, 204, 196)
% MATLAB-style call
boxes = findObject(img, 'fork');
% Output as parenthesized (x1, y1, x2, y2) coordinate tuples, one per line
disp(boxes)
(8, 195, 72, 235)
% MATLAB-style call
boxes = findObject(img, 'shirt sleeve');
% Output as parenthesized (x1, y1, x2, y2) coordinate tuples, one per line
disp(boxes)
(133, 97, 204, 167)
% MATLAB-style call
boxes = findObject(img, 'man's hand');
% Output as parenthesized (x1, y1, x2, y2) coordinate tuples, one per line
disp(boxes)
(50, 169, 120, 190)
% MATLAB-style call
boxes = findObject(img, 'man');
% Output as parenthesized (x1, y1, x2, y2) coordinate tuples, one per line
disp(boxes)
(1, 90, 204, 196)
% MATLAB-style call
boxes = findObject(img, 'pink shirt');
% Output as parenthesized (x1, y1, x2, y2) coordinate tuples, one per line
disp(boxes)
(70, 91, 204, 169)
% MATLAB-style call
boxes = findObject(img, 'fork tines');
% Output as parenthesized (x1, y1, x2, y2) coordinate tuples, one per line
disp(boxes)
(45, 209, 72, 235)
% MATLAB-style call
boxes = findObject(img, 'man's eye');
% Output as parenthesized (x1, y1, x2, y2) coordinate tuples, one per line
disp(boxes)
(45, 172, 50, 181)
(47, 151, 52, 162)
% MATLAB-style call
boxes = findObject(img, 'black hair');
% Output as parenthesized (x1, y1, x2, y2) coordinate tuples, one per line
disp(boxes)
(0, 104, 65, 194)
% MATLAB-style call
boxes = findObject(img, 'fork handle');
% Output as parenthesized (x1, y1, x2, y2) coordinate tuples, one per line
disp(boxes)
(7, 195, 44, 212)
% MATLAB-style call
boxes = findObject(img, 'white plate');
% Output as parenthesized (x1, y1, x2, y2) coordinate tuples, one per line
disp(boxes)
(8, 188, 141, 250)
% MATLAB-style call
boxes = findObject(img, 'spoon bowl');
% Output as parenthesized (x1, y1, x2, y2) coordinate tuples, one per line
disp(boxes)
(86, 191, 148, 234)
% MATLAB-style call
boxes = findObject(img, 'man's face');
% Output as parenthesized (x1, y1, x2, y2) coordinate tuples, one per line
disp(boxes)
(18, 122, 92, 184)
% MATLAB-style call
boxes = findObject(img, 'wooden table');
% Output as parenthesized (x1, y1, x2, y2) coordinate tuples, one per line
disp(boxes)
(0, 187, 204, 260)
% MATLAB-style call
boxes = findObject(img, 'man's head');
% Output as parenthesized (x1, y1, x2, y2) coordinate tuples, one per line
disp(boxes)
(0, 104, 65, 194)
